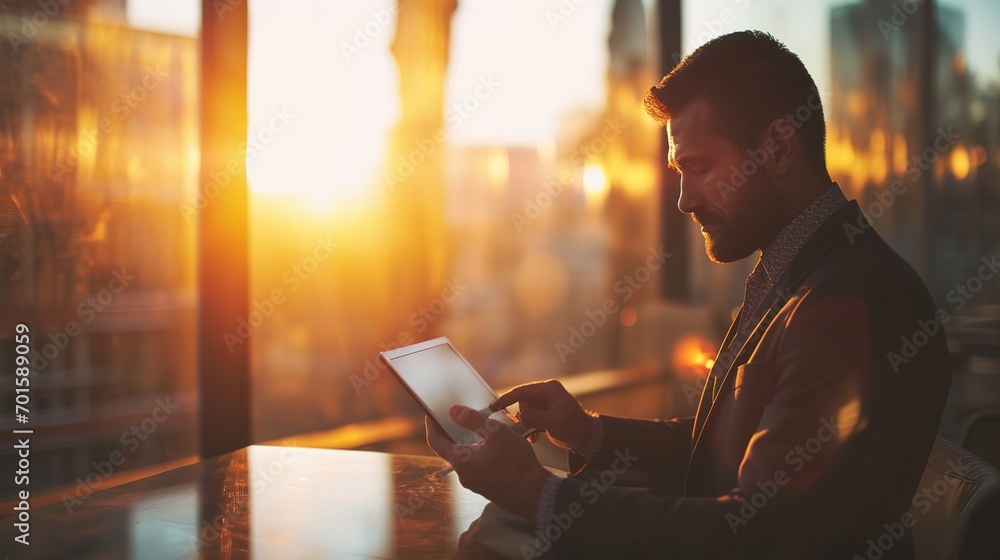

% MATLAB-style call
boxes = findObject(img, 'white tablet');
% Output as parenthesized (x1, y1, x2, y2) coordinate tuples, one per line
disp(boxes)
(379, 337, 536, 445)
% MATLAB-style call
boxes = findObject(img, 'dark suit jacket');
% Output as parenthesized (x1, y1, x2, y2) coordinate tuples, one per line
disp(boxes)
(549, 201, 951, 559)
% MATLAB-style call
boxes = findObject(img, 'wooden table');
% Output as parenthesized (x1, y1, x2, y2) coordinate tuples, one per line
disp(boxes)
(2, 446, 501, 559)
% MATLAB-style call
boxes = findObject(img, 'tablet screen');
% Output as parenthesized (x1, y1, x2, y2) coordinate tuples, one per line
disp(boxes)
(385, 341, 512, 444)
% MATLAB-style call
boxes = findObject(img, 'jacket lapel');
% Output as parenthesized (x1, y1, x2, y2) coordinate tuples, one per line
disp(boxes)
(687, 201, 866, 457)
(690, 307, 743, 443)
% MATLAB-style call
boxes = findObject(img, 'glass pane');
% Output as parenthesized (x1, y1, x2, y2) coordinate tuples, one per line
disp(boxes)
(247, 0, 665, 443)
(0, 1, 200, 500)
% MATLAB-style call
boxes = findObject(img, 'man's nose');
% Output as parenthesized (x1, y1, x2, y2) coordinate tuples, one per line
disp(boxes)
(677, 179, 701, 215)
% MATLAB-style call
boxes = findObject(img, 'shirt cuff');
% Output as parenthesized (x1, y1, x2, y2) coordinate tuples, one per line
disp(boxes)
(570, 413, 603, 461)
(534, 473, 563, 532)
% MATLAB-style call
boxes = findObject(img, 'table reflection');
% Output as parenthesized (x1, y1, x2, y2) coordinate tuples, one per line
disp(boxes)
(2, 446, 504, 559)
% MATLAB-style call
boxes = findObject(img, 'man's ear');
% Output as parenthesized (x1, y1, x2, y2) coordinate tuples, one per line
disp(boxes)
(761, 117, 797, 176)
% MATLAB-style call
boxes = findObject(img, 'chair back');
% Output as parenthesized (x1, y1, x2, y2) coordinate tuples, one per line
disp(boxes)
(909, 437, 1000, 560)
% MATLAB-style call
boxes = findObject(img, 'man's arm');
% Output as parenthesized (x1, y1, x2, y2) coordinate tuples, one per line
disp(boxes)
(490, 380, 695, 490)
(567, 415, 694, 492)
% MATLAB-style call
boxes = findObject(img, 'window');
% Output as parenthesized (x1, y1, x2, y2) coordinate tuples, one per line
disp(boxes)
(0, 0, 199, 498)
(246, 0, 666, 442)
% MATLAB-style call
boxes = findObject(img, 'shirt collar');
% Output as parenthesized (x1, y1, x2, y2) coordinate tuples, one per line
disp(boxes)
(759, 182, 848, 282)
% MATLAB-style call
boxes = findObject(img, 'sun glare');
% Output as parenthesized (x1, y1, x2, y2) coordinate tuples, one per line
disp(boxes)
(583, 164, 608, 207)
(246, 0, 398, 214)
(672, 336, 717, 382)
(245, 0, 614, 219)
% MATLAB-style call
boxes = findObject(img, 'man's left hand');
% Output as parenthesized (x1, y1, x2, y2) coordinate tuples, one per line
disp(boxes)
(426, 404, 551, 520)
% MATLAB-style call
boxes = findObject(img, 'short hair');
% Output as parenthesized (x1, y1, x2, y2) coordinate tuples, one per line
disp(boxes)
(644, 30, 827, 171)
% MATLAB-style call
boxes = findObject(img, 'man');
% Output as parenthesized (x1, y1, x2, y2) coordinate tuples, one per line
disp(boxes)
(426, 30, 950, 559)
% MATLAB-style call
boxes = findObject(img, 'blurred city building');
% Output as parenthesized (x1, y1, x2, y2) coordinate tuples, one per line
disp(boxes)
(0, 0, 198, 493)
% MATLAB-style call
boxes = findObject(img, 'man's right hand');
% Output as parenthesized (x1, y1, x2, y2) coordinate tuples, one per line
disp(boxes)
(490, 380, 594, 451)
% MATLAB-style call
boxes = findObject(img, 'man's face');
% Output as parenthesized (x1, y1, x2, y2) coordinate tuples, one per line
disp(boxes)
(667, 99, 787, 263)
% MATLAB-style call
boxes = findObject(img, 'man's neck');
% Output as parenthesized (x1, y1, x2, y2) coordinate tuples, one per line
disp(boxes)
(780, 176, 833, 227)
(759, 175, 834, 253)
(756, 181, 846, 281)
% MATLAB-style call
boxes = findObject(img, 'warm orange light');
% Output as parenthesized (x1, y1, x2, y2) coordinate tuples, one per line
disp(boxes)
(619, 306, 637, 327)
(950, 144, 970, 181)
(869, 128, 887, 185)
(582, 163, 608, 206)
(826, 125, 865, 194)
(671, 335, 717, 381)
(973, 145, 987, 167)
(621, 161, 656, 197)
(826, 126, 846, 173)
(849, 153, 867, 192)
(954, 53, 967, 76)
(847, 92, 866, 119)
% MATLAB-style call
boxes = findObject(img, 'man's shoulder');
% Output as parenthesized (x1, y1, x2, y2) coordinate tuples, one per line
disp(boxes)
(777, 224, 937, 336)
(805, 224, 927, 300)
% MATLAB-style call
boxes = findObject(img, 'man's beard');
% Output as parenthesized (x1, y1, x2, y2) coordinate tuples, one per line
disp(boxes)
(700, 176, 788, 264)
